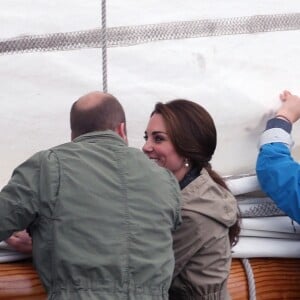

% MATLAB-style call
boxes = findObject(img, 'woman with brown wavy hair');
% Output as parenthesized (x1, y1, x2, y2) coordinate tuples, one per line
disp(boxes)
(143, 99, 240, 300)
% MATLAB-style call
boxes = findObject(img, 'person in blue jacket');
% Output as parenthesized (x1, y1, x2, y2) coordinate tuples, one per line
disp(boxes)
(256, 90, 300, 224)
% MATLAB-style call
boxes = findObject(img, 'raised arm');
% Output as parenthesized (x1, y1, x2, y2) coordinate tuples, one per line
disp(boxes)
(256, 91, 300, 223)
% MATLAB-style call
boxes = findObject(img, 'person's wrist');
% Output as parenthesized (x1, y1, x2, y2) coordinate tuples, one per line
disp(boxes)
(275, 114, 292, 124)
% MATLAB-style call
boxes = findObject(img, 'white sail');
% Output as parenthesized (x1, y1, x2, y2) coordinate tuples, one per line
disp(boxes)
(1, 0, 300, 261)
(1, 2, 300, 181)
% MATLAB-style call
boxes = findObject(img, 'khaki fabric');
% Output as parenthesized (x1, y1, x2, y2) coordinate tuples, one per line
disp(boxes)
(169, 169, 238, 300)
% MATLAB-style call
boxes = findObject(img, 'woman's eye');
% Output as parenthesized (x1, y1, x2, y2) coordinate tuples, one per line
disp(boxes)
(154, 135, 164, 142)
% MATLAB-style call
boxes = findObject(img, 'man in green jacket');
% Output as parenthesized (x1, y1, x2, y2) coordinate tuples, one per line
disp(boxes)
(0, 91, 182, 300)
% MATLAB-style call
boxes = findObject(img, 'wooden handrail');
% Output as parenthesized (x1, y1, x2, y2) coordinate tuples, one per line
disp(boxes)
(0, 260, 46, 300)
(1, 258, 300, 299)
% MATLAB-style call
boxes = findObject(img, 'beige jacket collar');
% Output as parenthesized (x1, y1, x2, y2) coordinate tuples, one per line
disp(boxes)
(181, 168, 238, 227)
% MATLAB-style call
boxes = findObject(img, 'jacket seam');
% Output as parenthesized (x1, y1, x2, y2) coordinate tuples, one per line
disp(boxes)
(116, 148, 130, 288)
(47, 149, 62, 293)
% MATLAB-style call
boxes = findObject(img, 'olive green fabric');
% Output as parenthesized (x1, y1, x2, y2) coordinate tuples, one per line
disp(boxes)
(0, 131, 182, 300)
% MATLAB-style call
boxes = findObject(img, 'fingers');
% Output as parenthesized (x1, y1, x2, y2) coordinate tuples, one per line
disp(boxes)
(280, 90, 292, 102)
(5, 231, 32, 254)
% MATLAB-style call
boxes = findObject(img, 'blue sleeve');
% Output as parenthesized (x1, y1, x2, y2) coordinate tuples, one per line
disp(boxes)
(256, 142, 300, 224)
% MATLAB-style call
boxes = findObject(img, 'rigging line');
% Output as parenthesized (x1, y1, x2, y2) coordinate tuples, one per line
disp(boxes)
(101, 0, 108, 92)
(1, 13, 300, 55)
(242, 258, 256, 300)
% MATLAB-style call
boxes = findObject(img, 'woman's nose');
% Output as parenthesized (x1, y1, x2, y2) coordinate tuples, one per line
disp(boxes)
(142, 140, 153, 153)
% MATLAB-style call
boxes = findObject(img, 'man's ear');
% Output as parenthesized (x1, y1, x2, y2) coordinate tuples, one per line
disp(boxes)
(71, 131, 75, 141)
(116, 122, 128, 144)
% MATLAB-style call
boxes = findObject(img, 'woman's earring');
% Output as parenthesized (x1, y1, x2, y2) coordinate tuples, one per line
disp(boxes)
(184, 159, 189, 168)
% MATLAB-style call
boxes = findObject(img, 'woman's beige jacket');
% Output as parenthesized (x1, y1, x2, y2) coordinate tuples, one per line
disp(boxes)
(169, 168, 238, 300)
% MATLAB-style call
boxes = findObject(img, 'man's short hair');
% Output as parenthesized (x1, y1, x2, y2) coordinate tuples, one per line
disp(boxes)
(70, 93, 126, 138)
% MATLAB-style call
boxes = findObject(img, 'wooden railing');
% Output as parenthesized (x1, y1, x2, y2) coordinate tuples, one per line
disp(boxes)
(1, 258, 300, 299)
(0, 260, 45, 300)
